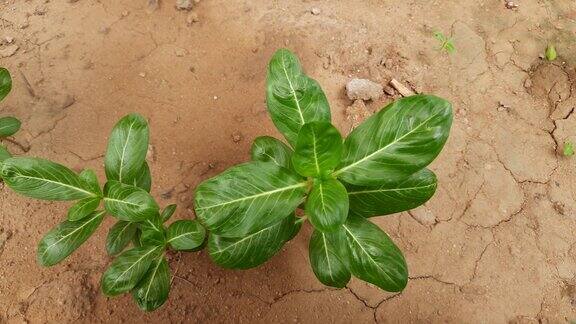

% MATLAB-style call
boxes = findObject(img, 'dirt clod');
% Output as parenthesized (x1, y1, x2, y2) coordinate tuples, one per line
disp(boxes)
(176, 0, 193, 10)
(345, 78, 383, 101)
(310, 8, 321, 15)
(0, 45, 19, 58)
(232, 132, 243, 143)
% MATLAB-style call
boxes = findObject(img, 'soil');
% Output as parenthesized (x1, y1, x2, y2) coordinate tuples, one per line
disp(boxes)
(1, 0, 576, 323)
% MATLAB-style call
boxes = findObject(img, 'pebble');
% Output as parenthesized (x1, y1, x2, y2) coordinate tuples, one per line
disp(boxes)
(232, 132, 243, 143)
(139, 72, 146, 78)
(4, 36, 14, 44)
(345, 78, 383, 101)
(186, 11, 199, 25)
(310, 7, 321, 15)
(0, 45, 19, 58)
(176, 0, 193, 10)
(175, 48, 187, 57)
(505, 1, 518, 9)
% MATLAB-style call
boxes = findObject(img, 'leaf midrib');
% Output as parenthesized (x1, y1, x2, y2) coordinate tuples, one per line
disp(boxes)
(118, 120, 137, 183)
(111, 246, 160, 289)
(343, 225, 393, 283)
(41, 211, 104, 259)
(333, 112, 440, 176)
(348, 183, 436, 195)
(197, 182, 307, 211)
(280, 51, 305, 125)
(12, 174, 96, 197)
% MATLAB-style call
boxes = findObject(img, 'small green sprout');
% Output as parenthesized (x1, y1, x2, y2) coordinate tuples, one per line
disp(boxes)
(563, 141, 574, 157)
(545, 44, 557, 61)
(434, 31, 455, 54)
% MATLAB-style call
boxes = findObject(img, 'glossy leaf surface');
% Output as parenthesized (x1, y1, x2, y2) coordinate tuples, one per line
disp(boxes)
(132, 256, 170, 312)
(167, 220, 206, 251)
(103, 180, 159, 222)
(266, 49, 331, 146)
(37, 211, 105, 266)
(194, 161, 307, 237)
(335, 95, 452, 186)
(0, 117, 21, 137)
(309, 230, 350, 288)
(106, 221, 138, 255)
(305, 178, 348, 232)
(251, 136, 293, 169)
(292, 121, 342, 177)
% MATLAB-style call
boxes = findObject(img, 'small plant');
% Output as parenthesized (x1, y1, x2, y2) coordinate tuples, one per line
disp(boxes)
(434, 31, 455, 54)
(0, 113, 206, 311)
(0, 68, 22, 162)
(564, 141, 574, 157)
(545, 44, 557, 61)
(194, 49, 453, 291)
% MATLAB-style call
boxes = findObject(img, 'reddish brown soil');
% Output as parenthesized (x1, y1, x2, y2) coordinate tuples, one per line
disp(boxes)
(1, 0, 576, 323)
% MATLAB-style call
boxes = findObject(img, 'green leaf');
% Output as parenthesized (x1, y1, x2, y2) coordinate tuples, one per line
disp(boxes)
(106, 221, 138, 255)
(0, 117, 21, 137)
(132, 255, 170, 312)
(0, 67, 12, 102)
(161, 204, 177, 222)
(292, 121, 342, 177)
(133, 161, 152, 192)
(309, 230, 350, 288)
(101, 245, 162, 296)
(545, 44, 557, 61)
(563, 141, 574, 157)
(208, 214, 299, 269)
(251, 136, 293, 169)
(79, 169, 102, 196)
(104, 114, 149, 185)
(1, 157, 97, 200)
(327, 216, 408, 292)
(166, 219, 206, 251)
(37, 210, 105, 266)
(67, 197, 101, 221)
(103, 180, 159, 222)
(305, 178, 348, 232)
(348, 168, 437, 218)
(194, 161, 307, 237)
(334, 95, 453, 186)
(266, 49, 331, 146)
(139, 215, 166, 246)
(0, 145, 11, 162)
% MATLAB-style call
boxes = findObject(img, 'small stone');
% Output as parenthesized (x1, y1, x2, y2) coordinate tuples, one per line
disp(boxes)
(186, 11, 199, 25)
(176, 0, 193, 10)
(232, 132, 243, 143)
(505, 1, 518, 9)
(147, 0, 159, 13)
(34, 6, 47, 15)
(139, 72, 146, 78)
(498, 101, 511, 111)
(0, 45, 19, 58)
(410, 206, 436, 226)
(121, 10, 130, 17)
(345, 78, 383, 101)
(19, 22, 30, 29)
(523, 78, 532, 88)
(4, 36, 14, 44)
(310, 7, 321, 15)
(382, 85, 395, 96)
(175, 48, 187, 57)
(213, 96, 218, 100)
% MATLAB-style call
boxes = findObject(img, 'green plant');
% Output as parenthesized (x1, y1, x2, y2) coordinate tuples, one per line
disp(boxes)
(434, 31, 455, 54)
(194, 49, 453, 291)
(0, 114, 206, 311)
(0, 68, 22, 162)
(545, 44, 557, 61)
(564, 141, 574, 157)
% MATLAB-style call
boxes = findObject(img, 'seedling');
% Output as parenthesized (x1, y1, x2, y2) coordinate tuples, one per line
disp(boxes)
(0, 68, 22, 162)
(434, 31, 455, 54)
(0, 114, 206, 311)
(545, 44, 557, 61)
(564, 141, 574, 157)
(194, 49, 453, 291)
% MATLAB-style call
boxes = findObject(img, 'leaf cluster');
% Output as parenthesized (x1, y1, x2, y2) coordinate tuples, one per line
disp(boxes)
(0, 68, 22, 163)
(194, 49, 453, 290)
(0, 114, 206, 311)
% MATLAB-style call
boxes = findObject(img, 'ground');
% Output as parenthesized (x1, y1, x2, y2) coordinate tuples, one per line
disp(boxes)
(1, 0, 576, 323)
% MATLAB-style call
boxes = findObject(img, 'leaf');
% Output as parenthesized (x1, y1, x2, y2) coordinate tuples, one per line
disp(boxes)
(309, 230, 350, 288)
(37, 211, 105, 266)
(546, 44, 557, 61)
(0, 144, 11, 162)
(103, 180, 159, 222)
(132, 255, 170, 312)
(0, 67, 12, 102)
(133, 161, 152, 192)
(139, 215, 166, 246)
(67, 197, 101, 221)
(208, 214, 299, 269)
(104, 114, 149, 185)
(348, 168, 437, 218)
(106, 221, 138, 255)
(166, 220, 206, 251)
(334, 95, 453, 186)
(101, 245, 162, 296)
(1, 157, 97, 200)
(305, 178, 348, 232)
(266, 49, 331, 146)
(194, 161, 307, 237)
(327, 216, 408, 292)
(251, 136, 293, 169)
(161, 204, 177, 222)
(563, 141, 574, 157)
(292, 121, 343, 177)
(79, 169, 102, 196)
(0, 117, 21, 137)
